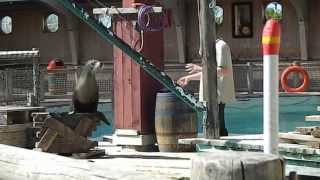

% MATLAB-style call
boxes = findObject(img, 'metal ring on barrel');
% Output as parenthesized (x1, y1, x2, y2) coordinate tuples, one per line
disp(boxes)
(280, 65, 310, 92)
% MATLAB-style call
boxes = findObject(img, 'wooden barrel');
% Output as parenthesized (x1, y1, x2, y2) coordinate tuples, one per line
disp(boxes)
(155, 92, 197, 152)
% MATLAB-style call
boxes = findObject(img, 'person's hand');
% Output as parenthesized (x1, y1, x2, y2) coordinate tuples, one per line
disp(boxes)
(177, 76, 190, 87)
(185, 63, 202, 74)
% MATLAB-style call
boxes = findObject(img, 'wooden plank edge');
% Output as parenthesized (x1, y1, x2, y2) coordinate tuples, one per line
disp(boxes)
(93, 7, 163, 15)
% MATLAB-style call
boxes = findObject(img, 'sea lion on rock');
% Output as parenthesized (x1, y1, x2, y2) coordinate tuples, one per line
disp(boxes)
(48, 60, 110, 127)
(72, 60, 110, 125)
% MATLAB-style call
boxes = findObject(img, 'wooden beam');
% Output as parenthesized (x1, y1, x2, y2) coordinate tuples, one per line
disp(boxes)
(0, 144, 190, 180)
(93, 7, 163, 15)
(295, 126, 318, 135)
(198, 0, 219, 138)
(37, 128, 58, 151)
(305, 115, 320, 121)
(167, 0, 187, 63)
(279, 133, 320, 142)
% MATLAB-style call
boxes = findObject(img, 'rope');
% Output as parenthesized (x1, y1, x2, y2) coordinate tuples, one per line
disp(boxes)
(137, 5, 162, 32)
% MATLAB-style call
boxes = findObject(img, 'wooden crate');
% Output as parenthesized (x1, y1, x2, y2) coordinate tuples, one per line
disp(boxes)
(0, 123, 31, 147)
(0, 106, 46, 125)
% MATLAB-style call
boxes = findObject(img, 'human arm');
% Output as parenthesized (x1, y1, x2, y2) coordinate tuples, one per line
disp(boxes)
(177, 72, 202, 87)
(185, 63, 202, 74)
(217, 66, 231, 76)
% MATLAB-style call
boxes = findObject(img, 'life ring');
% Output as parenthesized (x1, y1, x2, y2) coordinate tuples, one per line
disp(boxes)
(280, 65, 310, 92)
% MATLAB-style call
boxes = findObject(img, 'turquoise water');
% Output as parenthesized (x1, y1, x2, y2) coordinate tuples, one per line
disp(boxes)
(47, 96, 320, 139)
(226, 96, 320, 134)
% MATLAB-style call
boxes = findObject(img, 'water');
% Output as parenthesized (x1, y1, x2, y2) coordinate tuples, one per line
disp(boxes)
(226, 96, 320, 134)
(47, 96, 320, 139)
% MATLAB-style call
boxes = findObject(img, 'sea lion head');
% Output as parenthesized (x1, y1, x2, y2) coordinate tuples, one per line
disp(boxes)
(84, 59, 103, 73)
(74, 59, 103, 110)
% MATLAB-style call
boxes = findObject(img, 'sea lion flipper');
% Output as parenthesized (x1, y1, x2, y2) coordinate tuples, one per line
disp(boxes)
(95, 111, 111, 125)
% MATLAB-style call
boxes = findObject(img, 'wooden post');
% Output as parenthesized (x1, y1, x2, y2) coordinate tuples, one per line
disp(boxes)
(198, 0, 219, 138)
(288, 171, 298, 180)
(191, 151, 285, 180)
(32, 48, 40, 106)
(247, 62, 253, 94)
(5, 69, 13, 104)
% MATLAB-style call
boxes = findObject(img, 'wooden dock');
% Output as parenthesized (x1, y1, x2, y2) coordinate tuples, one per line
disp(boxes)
(0, 141, 319, 179)
(0, 143, 191, 180)
(179, 135, 320, 178)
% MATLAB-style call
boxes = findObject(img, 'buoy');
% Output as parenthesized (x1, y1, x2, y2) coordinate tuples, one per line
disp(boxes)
(281, 65, 310, 92)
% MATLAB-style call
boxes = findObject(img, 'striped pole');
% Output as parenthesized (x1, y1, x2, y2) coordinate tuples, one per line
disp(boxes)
(262, 19, 281, 155)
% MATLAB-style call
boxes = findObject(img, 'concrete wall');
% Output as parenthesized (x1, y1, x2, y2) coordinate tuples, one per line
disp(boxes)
(309, 0, 320, 60)
(78, 20, 113, 62)
(0, 4, 71, 64)
(0, 0, 317, 65)
(0, 3, 113, 65)
(183, 0, 300, 62)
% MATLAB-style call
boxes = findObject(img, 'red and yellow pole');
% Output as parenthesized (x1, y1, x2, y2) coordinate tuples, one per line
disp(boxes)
(262, 18, 281, 154)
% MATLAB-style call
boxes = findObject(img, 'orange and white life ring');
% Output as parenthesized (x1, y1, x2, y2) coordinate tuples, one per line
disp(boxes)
(280, 65, 310, 92)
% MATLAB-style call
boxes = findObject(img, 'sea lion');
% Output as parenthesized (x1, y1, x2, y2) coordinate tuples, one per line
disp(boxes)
(72, 59, 110, 125)
(73, 60, 101, 113)
(49, 60, 110, 127)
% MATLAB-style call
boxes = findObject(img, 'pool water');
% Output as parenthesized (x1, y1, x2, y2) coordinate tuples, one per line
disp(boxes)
(226, 96, 320, 134)
(48, 96, 320, 139)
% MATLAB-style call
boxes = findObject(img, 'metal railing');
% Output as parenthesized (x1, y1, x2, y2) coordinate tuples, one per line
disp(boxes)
(0, 65, 113, 105)
(233, 61, 320, 93)
(1, 61, 320, 105)
(0, 50, 40, 105)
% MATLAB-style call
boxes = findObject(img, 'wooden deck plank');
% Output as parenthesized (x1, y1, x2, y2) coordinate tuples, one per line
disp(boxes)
(93, 7, 162, 15)
(0, 144, 190, 180)
(279, 133, 320, 143)
(0, 106, 45, 112)
(179, 137, 320, 155)
(305, 115, 320, 121)
(0, 143, 319, 179)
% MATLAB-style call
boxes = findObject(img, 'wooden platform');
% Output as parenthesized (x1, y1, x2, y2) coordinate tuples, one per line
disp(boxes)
(179, 135, 320, 172)
(305, 115, 320, 121)
(0, 106, 45, 125)
(0, 142, 319, 179)
(0, 106, 45, 112)
(93, 7, 162, 15)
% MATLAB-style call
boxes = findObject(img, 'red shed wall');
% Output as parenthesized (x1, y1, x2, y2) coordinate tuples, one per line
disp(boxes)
(114, 0, 163, 134)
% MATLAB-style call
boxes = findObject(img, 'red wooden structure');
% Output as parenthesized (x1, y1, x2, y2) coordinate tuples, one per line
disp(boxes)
(113, 0, 164, 136)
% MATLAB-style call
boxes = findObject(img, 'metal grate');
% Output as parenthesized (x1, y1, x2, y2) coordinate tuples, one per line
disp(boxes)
(0, 51, 39, 61)
(0, 50, 40, 105)
(2, 60, 320, 105)
(233, 61, 320, 93)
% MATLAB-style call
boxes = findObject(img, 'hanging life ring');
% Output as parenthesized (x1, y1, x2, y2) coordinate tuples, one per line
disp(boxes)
(280, 65, 310, 92)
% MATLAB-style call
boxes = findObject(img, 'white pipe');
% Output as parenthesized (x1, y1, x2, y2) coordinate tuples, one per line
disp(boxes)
(263, 54, 279, 155)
